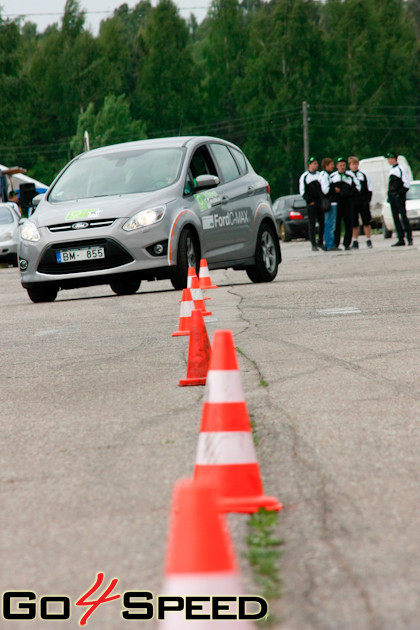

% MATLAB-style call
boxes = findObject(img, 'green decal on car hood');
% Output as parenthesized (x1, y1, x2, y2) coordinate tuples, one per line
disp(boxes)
(65, 209, 100, 221)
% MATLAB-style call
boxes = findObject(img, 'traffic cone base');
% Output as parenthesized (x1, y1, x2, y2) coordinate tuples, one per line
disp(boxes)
(179, 310, 211, 387)
(199, 258, 218, 289)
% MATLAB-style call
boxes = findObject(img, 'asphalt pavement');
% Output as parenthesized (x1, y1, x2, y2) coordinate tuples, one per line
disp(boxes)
(0, 233, 419, 629)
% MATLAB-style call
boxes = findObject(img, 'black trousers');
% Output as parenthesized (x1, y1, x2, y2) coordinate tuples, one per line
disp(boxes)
(390, 195, 412, 242)
(307, 201, 324, 246)
(335, 198, 353, 248)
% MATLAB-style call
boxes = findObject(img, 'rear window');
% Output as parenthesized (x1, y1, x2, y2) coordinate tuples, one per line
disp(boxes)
(230, 147, 248, 175)
(292, 198, 306, 210)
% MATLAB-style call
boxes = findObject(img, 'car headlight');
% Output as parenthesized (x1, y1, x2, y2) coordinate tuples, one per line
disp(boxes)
(20, 221, 41, 242)
(123, 206, 165, 231)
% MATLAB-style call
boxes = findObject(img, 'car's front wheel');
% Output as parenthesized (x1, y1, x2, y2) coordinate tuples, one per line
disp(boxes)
(27, 286, 58, 303)
(110, 279, 141, 295)
(246, 222, 280, 283)
(171, 228, 200, 290)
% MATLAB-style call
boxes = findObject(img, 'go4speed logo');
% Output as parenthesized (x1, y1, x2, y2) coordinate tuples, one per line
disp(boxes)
(2, 572, 268, 625)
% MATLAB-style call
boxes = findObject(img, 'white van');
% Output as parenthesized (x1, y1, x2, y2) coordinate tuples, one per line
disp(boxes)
(359, 156, 413, 238)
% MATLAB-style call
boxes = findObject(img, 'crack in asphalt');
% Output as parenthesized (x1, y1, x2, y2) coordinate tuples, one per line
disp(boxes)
(227, 281, 381, 630)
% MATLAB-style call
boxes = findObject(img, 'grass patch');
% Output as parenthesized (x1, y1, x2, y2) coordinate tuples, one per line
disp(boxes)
(246, 508, 284, 627)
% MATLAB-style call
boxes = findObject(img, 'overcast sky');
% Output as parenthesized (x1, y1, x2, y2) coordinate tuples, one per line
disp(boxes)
(1, 0, 211, 34)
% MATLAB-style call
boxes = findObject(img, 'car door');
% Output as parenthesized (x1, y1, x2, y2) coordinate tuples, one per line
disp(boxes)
(207, 142, 254, 261)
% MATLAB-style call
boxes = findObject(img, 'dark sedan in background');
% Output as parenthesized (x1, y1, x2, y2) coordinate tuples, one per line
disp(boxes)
(272, 194, 309, 242)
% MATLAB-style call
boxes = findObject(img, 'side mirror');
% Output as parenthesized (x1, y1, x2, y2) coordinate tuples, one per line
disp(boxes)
(194, 174, 219, 191)
(32, 193, 45, 207)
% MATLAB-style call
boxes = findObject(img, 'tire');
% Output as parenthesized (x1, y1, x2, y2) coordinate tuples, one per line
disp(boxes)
(171, 228, 200, 290)
(27, 286, 58, 303)
(279, 222, 291, 242)
(110, 279, 141, 295)
(246, 222, 280, 284)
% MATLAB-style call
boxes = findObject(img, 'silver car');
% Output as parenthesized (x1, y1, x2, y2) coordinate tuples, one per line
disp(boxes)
(0, 203, 20, 267)
(18, 136, 281, 302)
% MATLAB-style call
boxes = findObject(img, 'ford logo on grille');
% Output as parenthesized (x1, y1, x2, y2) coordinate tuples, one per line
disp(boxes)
(72, 222, 89, 230)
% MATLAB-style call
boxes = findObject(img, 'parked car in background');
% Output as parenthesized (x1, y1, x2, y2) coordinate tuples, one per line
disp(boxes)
(272, 194, 308, 242)
(381, 179, 420, 238)
(0, 203, 20, 266)
(359, 155, 413, 237)
(18, 136, 281, 303)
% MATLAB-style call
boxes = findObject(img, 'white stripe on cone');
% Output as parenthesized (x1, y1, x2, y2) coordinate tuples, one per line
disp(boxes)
(200, 265, 211, 277)
(196, 432, 257, 465)
(204, 370, 244, 403)
(180, 299, 194, 317)
(159, 573, 256, 629)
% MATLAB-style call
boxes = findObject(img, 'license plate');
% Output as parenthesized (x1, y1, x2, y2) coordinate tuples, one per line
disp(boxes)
(56, 246, 105, 263)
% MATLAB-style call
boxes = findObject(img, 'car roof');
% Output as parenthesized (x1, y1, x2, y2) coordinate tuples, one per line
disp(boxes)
(81, 136, 239, 158)
(274, 194, 304, 201)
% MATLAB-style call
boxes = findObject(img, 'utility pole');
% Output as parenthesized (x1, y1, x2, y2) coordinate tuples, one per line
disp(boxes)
(302, 101, 309, 168)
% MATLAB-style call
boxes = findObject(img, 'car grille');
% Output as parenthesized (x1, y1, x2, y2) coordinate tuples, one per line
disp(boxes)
(48, 219, 116, 232)
(37, 238, 134, 274)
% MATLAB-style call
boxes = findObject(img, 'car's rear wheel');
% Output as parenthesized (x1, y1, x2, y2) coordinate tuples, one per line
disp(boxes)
(110, 279, 141, 295)
(27, 286, 58, 303)
(279, 222, 291, 242)
(246, 222, 280, 283)
(171, 228, 200, 290)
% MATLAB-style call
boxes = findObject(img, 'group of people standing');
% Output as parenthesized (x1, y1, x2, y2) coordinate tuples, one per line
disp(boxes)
(299, 152, 413, 251)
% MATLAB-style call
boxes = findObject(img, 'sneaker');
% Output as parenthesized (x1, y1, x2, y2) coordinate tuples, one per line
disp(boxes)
(312, 244, 319, 252)
(344, 246, 351, 250)
(366, 239, 372, 248)
(407, 239, 413, 246)
(351, 240, 359, 249)
(391, 240, 405, 247)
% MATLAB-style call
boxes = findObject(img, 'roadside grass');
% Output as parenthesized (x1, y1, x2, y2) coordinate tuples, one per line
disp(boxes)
(246, 509, 284, 627)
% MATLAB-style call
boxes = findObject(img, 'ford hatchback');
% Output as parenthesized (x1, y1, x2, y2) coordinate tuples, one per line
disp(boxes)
(18, 136, 280, 302)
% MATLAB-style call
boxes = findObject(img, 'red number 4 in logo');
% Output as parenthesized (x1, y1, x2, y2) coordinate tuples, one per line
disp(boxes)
(76, 572, 121, 626)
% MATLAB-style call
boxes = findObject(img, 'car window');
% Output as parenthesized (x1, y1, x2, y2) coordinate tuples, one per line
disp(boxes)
(0, 207, 13, 224)
(292, 199, 307, 210)
(189, 146, 218, 180)
(229, 147, 248, 175)
(209, 143, 241, 183)
(406, 183, 420, 200)
(48, 147, 184, 202)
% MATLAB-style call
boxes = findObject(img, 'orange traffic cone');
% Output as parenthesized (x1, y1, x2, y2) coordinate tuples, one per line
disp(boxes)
(190, 274, 212, 316)
(199, 258, 218, 290)
(187, 266, 197, 289)
(172, 288, 194, 337)
(159, 478, 258, 629)
(193, 330, 282, 513)
(179, 309, 211, 386)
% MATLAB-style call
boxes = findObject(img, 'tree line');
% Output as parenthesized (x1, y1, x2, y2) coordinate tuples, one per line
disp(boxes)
(0, 0, 419, 198)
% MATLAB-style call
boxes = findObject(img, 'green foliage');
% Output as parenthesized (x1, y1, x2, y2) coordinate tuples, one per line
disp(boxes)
(71, 95, 146, 154)
(1, 0, 419, 190)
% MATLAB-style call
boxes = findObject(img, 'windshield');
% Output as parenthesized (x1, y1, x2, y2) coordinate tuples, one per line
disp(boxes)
(406, 183, 420, 200)
(48, 147, 184, 202)
(0, 207, 14, 224)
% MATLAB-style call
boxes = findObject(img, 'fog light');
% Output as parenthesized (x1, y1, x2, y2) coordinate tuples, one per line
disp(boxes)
(19, 259, 28, 271)
(154, 243, 164, 255)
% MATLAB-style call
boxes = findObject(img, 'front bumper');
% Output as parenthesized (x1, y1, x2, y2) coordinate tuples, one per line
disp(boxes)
(18, 218, 173, 289)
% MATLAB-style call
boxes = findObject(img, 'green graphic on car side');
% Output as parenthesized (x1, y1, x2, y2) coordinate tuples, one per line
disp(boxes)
(194, 190, 220, 212)
(65, 209, 100, 221)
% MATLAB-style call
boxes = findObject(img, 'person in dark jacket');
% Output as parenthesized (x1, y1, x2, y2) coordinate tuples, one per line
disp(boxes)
(320, 157, 338, 251)
(299, 157, 324, 251)
(348, 156, 373, 249)
(330, 157, 360, 250)
(386, 151, 412, 246)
